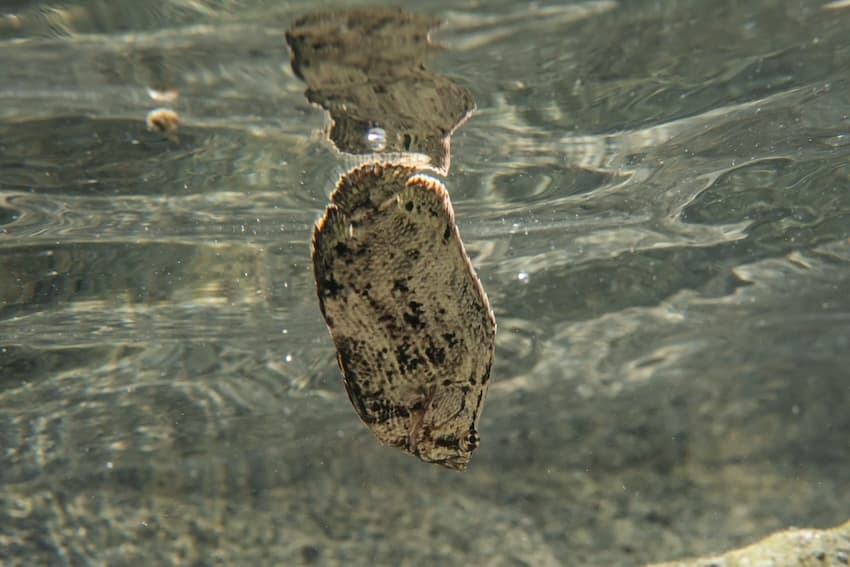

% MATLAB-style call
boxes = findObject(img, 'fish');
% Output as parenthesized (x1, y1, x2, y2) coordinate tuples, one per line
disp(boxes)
(312, 163, 496, 470)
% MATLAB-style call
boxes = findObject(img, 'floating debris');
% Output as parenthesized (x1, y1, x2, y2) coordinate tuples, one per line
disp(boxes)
(146, 87, 179, 103)
(145, 107, 179, 139)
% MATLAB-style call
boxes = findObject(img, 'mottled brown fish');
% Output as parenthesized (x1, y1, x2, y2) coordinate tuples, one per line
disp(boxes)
(312, 163, 496, 470)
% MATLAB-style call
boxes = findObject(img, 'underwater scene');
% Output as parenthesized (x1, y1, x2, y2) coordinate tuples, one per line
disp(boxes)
(1, 1, 849, 565)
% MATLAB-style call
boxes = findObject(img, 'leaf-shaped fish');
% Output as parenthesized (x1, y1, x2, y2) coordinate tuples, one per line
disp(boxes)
(312, 163, 496, 470)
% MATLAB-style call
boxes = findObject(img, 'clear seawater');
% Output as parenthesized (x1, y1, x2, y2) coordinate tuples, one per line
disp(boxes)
(1, 1, 849, 565)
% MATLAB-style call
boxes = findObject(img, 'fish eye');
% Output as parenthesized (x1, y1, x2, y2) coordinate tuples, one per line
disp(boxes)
(465, 430, 480, 450)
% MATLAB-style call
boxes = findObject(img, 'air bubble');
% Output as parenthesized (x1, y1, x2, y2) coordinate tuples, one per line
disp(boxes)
(366, 127, 387, 151)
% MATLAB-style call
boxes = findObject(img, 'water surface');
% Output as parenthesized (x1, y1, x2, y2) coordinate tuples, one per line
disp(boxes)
(1, 1, 849, 565)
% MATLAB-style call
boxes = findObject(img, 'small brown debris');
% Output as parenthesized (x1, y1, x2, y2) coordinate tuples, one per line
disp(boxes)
(145, 107, 179, 137)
